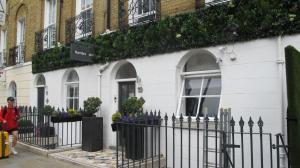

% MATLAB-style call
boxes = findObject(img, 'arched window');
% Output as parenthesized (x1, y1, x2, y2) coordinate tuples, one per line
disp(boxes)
(65, 70, 79, 110)
(115, 62, 137, 110)
(9, 81, 17, 105)
(36, 75, 46, 86)
(177, 54, 221, 117)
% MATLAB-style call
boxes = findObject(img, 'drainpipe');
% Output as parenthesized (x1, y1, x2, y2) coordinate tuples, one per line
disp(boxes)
(57, 0, 63, 42)
(97, 63, 110, 116)
(276, 35, 288, 166)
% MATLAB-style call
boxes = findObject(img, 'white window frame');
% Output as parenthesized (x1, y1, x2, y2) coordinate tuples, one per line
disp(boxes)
(16, 18, 25, 64)
(44, 0, 57, 27)
(65, 71, 79, 110)
(0, 30, 6, 66)
(128, 0, 156, 25)
(176, 70, 221, 118)
(75, 0, 93, 39)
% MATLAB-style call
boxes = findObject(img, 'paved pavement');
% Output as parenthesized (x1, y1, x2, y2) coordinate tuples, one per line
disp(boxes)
(0, 147, 85, 168)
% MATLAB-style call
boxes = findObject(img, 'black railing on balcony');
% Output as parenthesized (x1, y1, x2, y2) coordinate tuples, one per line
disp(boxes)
(118, 0, 161, 28)
(205, 0, 230, 6)
(0, 50, 7, 67)
(9, 43, 25, 65)
(35, 24, 57, 53)
(65, 8, 94, 44)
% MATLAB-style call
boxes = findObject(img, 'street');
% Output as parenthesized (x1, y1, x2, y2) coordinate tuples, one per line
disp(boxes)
(0, 148, 84, 168)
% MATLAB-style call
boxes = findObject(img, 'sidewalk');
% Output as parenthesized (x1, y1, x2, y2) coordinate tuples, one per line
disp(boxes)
(0, 147, 84, 168)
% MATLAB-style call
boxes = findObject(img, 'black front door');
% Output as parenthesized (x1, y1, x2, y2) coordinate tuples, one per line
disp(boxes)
(37, 87, 45, 123)
(118, 82, 136, 111)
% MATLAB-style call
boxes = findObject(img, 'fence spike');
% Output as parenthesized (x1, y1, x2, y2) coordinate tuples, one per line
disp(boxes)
(239, 117, 245, 127)
(196, 115, 200, 123)
(248, 117, 254, 127)
(204, 115, 209, 122)
(179, 113, 184, 123)
(164, 113, 168, 123)
(230, 117, 235, 126)
(257, 117, 264, 127)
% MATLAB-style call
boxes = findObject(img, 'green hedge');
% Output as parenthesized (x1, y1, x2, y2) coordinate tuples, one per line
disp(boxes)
(285, 46, 300, 167)
(32, 0, 300, 73)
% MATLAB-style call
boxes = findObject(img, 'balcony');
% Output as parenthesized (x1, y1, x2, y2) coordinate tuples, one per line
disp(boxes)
(65, 8, 94, 44)
(35, 24, 57, 53)
(118, 0, 160, 28)
(0, 50, 7, 68)
(9, 42, 25, 65)
(205, 0, 230, 6)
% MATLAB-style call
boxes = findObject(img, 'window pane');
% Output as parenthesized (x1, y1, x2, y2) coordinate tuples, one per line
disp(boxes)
(184, 78, 202, 96)
(143, 0, 149, 13)
(37, 75, 46, 85)
(202, 77, 221, 95)
(67, 99, 73, 109)
(116, 63, 137, 79)
(199, 97, 220, 117)
(184, 54, 219, 72)
(138, 0, 142, 14)
(74, 85, 79, 97)
(185, 98, 199, 117)
(67, 70, 79, 82)
(74, 99, 79, 110)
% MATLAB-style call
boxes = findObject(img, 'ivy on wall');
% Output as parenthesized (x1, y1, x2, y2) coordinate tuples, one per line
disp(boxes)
(32, 0, 300, 74)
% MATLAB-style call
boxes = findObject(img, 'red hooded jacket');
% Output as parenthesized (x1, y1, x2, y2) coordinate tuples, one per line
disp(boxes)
(0, 106, 20, 130)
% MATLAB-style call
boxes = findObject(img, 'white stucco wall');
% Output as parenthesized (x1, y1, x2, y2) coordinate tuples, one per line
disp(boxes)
(31, 33, 300, 167)
(0, 62, 33, 106)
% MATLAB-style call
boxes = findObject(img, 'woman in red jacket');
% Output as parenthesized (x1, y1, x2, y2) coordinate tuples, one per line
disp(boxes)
(0, 97, 20, 155)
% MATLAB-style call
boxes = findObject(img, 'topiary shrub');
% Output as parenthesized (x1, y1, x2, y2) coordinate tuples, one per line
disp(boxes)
(83, 97, 102, 117)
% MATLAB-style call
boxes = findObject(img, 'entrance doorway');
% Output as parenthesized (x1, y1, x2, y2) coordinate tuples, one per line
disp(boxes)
(36, 75, 46, 123)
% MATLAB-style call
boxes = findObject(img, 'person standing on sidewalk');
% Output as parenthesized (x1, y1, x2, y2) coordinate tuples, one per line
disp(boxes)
(0, 97, 20, 155)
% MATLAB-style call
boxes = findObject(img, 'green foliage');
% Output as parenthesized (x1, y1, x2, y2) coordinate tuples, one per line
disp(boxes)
(42, 105, 54, 116)
(67, 108, 81, 117)
(83, 97, 102, 116)
(121, 97, 145, 115)
(18, 119, 34, 127)
(32, 0, 300, 74)
(111, 112, 122, 122)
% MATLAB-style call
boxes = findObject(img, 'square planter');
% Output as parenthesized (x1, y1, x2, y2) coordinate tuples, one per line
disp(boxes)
(82, 117, 103, 152)
(124, 124, 144, 160)
(40, 127, 55, 137)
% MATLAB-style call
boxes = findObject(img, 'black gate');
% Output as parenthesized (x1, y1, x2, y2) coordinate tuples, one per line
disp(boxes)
(115, 109, 290, 168)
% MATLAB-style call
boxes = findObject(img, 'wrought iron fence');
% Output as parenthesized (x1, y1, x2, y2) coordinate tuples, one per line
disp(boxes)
(65, 8, 94, 44)
(115, 109, 290, 168)
(9, 43, 25, 65)
(17, 106, 82, 150)
(35, 24, 57, 52)
(118, 0, 161, 28)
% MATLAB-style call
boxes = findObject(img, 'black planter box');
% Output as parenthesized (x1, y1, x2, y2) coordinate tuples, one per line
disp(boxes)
(51, 116, 82, 123)
(19, 127, 34, 134)
(82, 117, 103, 152)
(40, 127, 55, 137)
(124, 124, 144, 160)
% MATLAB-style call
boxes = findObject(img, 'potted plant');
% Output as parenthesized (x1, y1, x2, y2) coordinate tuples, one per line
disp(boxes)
(50, 108, 82, 123)
(111, 112, 122, 131)
(116, 97, 145, 160)
(82, 97, 102, 117)
(40, 105, 55, 137)
(82, 97, 103, 152)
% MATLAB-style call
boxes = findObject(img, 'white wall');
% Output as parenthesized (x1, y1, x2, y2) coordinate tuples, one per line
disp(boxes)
(32, 33, 300, 166)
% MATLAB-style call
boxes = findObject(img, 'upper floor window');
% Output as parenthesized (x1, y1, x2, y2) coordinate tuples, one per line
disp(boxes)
(0, 30, 7, 67)
(45, 0, 57, 27)
(177, 54, 221, 118)
(128, 0, 157, 26)
(81, 0, 93, 11)
(15, 18, 25, 64)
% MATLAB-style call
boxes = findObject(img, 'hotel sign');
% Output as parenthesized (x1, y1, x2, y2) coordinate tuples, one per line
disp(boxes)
(70, 42, 95, 63)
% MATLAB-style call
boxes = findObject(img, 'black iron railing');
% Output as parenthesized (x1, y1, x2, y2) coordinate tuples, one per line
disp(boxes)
(115, 109, 289, 168)
(9, 43, 25, 65)
(65, 8, 94, 44)
(118, 0, 160, 28)
(35, 24, 57, 52)
(17, 106, 82, 150)
(205, 0, 230, 6)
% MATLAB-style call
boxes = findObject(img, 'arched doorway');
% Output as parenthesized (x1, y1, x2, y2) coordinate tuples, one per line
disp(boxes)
(36, 75, 46, 112)
(115, 62, 137, 111)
